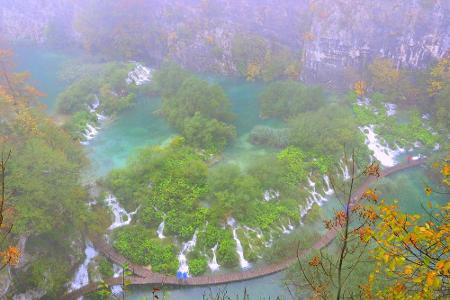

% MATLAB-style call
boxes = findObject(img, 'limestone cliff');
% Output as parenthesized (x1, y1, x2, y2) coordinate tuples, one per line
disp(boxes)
(1, 0, 448, 81)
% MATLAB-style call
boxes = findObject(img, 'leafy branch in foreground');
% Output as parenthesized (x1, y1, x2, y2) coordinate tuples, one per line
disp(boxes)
(0, 149, 20, 271)
(292, 153, 449, 299)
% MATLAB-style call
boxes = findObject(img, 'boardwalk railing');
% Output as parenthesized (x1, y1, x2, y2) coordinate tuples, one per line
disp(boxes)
(62, 159, 425, 300)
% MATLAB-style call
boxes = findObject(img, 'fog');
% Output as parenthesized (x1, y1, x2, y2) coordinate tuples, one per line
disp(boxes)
(0, 1, 448, 299)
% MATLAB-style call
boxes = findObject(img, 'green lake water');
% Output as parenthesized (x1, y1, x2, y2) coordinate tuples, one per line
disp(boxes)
(13, 46, 447, 300)
(14, 45, 70, 113)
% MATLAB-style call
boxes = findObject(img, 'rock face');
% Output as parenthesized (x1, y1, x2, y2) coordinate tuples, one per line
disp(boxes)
(0, 0, 76, 43)
(1, 0, 448, 80)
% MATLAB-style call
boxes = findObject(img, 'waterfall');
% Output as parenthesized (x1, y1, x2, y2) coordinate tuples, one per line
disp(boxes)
(208, 244, 220, 272)
(89, 95, 100, 113)
(288, 219, 294, 231)
(104, 194, 139, 230)
(110, 264, 124, 297)
(263, 189, 280, 201)
(83, 124, 99, 141)
(177, 230, 198, 276)
(227, 218, 250, 269)
(80, 95, 108, 145)
(126, 63, 152, 86)
(156, 221, 166, 239)
(243, 226, 263, 239)
(338, 159, 351, 180)
(264, 232, 273, 248)
(360, 125, 404, 167)
(323, 175, 334, 195)
(299, 178, 329, 224)
(384, 103, 397, 116)
(68, 241, 98, 294)
(281, 225, 291, 234)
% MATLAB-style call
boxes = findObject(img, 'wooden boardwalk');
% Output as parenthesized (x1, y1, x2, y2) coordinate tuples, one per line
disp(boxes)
(62, 159, 425, 300)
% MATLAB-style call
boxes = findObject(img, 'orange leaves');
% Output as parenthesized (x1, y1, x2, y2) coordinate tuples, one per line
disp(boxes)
(363, 162, 381, 177)
(355, 226, 372, 242)
(436, 260, 450, 276)
(354, 80, 366, 97)
(333, 210, 347, 228)
(309, 256, 320, 267)
(303, 32, 315, 42)
(362, 189, 378, 203)
(0, 246, 20, 266)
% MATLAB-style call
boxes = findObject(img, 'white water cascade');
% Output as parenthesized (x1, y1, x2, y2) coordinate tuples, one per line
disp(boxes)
(126, 63, 152, 86)
(177, 230, 198, 276)
(299, 177, 330, 224)
(110, 264, 124, 297)
(156, 221, 166, 239)
(105, 194, 139, 230)
(339, 159, 351, 180)
(360, 125, 404, 167)
(385, 103, 397, 116)
(227, 217, 250, 269)
(263, 189, 280, 201)
(68, 241, 98, 294)
(323, 175, 334, 195)
(81, 96, 107, 145)
(208, 244, 220, 272)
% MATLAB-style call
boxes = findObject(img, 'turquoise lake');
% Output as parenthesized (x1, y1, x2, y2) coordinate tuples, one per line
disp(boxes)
(13, 46, 446, 300)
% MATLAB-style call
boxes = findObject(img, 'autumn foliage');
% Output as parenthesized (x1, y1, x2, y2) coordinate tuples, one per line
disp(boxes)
(0, 150, 20, 271)
(296, 155, 449, 299)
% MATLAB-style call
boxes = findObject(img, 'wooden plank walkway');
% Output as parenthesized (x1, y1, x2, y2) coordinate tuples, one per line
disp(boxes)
(62, 159, 425, 300)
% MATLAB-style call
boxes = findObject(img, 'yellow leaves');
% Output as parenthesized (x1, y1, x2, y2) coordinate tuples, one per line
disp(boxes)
(442, 163, 450, 177)
(404, 265, 414, 276)
(425, 271, 437, 287)
(354, 80, 366, 97)
(428, 54, 449, 96)
(284, 63, 300, 80)
(246, 62, 261, 81)
(424, 186, 432, 196)
(436, 260, 450, 276)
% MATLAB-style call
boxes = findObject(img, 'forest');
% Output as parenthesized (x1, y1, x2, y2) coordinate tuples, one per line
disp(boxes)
(0, 1, 449, 299)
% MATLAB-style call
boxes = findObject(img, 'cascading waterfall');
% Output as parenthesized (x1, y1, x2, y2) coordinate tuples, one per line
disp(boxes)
(156, 221, 166, 239)
(68, 241, 98, 294)
(110, 264, 124, 296)
(299, 177, 330, 224)
(177, 230, 198, 276)
(338, 159, 351, 180)
(227, 217, 250, 269)
(243, 226, 263, 239)
(263, 189, 280, 201)
(323, 175, 334, 195)
(264, 232, 273, 248)
(105, 194, 139, 230)
(126, 63, 152, 86)
(360, 125, 404, 167)
(208, 244, 220, 272)
(81, 96, 107, 145)
(385, 103, 397, 116)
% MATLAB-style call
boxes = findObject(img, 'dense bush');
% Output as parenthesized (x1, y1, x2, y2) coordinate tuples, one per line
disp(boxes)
(260, 80, 326, 119)
(249, 125, 289, 148)
(112, 225, 178, 274)
(56, 63, 136, 115)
